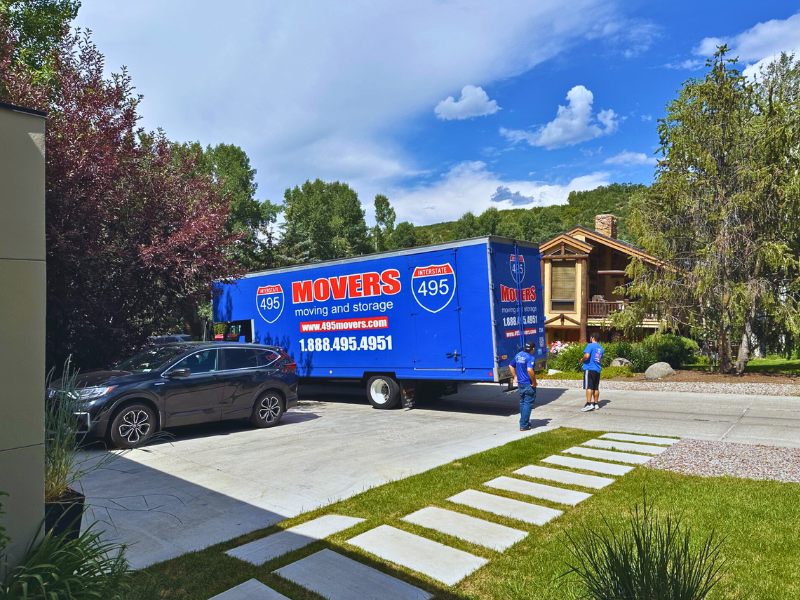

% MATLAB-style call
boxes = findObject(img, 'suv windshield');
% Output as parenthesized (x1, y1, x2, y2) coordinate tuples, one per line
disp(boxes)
(115, 345, 189, 373)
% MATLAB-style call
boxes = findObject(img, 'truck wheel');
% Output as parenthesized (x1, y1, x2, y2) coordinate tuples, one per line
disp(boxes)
(366, 376, 400, 409)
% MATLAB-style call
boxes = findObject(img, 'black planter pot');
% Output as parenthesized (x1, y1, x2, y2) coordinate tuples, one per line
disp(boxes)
(45, 487, 85, 542)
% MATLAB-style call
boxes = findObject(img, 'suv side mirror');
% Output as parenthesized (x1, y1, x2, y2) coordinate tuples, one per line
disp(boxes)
(168, 368, 191, 378)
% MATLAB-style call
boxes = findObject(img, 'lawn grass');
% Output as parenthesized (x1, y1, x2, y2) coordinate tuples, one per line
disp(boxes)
(126, 428, 800, 600)
(683, 355, 800, 374)
(745, 356, 800, 374)
(538, 366, 636, 380)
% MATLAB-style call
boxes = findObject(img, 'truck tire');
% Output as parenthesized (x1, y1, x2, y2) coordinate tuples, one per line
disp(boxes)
(366, 375, 401, 409)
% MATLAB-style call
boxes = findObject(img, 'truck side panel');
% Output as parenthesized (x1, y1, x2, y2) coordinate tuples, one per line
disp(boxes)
(214, 241, 494, 381)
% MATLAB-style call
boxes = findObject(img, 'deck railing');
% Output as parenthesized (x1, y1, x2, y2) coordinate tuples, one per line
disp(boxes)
(587, 300, 627, 318)
(587, 300, 659, 321)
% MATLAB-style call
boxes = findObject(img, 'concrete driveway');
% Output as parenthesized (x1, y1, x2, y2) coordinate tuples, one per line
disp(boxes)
(79, 384, 799, 568)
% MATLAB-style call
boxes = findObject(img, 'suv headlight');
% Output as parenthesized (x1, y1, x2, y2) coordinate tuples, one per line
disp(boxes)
(76, 386, 116, 400)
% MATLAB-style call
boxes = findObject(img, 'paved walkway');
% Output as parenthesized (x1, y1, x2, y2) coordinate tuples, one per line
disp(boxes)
(214, 432, 668, 600)
(446, 384, 800, 448)
(79, 383, 799, 569)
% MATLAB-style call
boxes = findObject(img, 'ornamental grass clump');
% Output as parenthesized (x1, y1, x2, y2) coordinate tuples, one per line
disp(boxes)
(562, 495, 728, 600)
(0, 498, 130, 600)
(45, 358, 121, 502)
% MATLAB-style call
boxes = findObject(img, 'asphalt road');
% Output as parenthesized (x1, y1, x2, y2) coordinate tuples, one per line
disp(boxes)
(78, 383, 799, 569)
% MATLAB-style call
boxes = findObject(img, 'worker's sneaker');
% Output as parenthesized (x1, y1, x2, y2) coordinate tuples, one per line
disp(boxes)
(581, 403, 594, 412)
(520, 425, 532, 431)
(592, 404, 600, 411)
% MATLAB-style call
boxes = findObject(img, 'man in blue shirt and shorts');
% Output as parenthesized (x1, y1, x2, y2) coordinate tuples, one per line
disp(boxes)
(509, 341, 537, 431)
(581, 333, 604, 412)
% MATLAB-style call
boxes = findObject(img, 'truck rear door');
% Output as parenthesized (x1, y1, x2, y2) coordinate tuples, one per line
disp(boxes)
(407, 249, 463, 371)
(491, 242, 546, 379)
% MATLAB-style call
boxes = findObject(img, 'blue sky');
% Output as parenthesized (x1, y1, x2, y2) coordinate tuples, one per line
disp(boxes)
(74, 1, 800, 225)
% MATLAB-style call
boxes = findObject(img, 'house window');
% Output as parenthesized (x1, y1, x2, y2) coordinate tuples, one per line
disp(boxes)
(551, 260, 576, 312)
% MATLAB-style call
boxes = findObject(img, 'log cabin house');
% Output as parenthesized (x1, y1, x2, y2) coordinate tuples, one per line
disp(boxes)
(540, 213, 661, 345)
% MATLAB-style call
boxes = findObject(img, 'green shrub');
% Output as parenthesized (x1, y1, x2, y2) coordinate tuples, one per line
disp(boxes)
(643, 334, 698, 368)
(549, 343, 586, 372)
(602, 366, 636, 378)
(630, 344, 657, 372)
(604, 340, 633, 362)
(563, 495, 727, 600)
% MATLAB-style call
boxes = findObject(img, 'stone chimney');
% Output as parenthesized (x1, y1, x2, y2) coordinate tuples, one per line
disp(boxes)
(595, 213, 617, 239)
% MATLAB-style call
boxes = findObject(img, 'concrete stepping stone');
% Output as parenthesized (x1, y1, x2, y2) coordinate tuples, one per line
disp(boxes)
(402, 506, 527, 551)
(227, 515, 364, 565)
(276, 549, 432, 600)
(563, 447, 652, 465)
(448, 489, 563, 526)
(209, 579, 289, 600)
(542, 455, 635, 476)
(348, 525, 488, 586)
(484, 476, 592, 506)
(582, 439, 667, 455)
(601, 433, 678, 445)
(514, 465, 614, 490)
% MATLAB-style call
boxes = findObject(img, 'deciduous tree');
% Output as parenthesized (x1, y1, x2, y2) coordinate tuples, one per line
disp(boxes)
(173, 141, 280, 269)
(0, 27, 243, 368)
(372, 194, 396, 252)
(389, 221, 416, 249)
(278, 179, 371, 264)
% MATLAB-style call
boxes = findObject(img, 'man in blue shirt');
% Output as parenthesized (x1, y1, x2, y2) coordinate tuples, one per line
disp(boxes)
(580, 333, 604, 412)
(509, 341, 537, 431)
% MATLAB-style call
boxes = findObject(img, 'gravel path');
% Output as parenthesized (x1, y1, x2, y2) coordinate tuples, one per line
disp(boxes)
(646, 439, 800, 483)
(537, 379, 800, 396)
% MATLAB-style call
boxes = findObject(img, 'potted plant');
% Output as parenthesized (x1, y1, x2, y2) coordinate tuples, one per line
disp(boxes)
(44, 358, 117, 541)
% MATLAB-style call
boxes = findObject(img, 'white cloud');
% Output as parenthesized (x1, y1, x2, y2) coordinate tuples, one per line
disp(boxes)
(585, 19, 660, 58)
(663, 58, 704, 70)
(694, 13, 800, 77)
(500, 85, 618, 150)
(75, 0, 621, 202)
(641, 114, 652, 121)
(604, 150, 656, 166)
(435, 85, 500, 120)
(388, 161, 610, 224)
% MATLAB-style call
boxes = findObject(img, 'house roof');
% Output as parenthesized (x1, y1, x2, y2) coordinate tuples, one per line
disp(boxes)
(556, 226, 663, 266)
(539, 233, 594, 254)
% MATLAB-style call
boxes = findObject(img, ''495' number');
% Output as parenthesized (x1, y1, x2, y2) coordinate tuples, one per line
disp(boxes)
(259, 297, 281, 310)
(416, 278, 450, 296)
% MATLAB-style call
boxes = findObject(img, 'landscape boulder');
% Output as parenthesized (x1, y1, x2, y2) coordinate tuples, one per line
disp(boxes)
(644, 362, 676, 380)
(609, 357, 632, 367)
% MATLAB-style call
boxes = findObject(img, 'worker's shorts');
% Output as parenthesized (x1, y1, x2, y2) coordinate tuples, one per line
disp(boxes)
(583, 370, 600, 391)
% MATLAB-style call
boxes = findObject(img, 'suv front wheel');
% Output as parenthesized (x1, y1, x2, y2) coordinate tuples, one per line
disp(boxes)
(251, 392, 284, 428)
(109, 403, 156, 448)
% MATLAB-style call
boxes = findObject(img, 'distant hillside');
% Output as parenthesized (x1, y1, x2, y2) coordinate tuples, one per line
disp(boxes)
(412, 183, 644, 247)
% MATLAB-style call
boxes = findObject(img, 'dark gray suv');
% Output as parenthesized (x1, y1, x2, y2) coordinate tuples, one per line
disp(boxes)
(49, 342, 299, 448)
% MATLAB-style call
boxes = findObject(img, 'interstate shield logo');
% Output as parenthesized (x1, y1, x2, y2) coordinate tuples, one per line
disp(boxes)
(510, 254, 525, 283)
(256, 284, 284, 323)
(411, 263, 456, 313)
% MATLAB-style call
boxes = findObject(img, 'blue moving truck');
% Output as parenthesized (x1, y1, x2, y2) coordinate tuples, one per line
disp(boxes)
(213, 237, 546, 408)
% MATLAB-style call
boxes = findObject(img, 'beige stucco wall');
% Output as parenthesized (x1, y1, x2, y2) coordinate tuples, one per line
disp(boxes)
(0, 105, 46, 571)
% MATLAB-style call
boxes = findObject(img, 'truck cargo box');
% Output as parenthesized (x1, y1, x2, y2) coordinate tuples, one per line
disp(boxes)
(213, 237, 546, 391)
